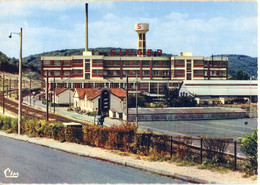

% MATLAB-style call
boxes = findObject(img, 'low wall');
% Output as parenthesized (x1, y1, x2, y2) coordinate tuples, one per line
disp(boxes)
(128, 107, 247, 121)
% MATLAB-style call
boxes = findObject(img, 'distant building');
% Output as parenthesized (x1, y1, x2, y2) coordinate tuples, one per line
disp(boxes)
(179, 80, 258, 104)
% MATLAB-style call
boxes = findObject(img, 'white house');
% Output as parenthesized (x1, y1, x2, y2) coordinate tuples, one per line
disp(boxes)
(108, 88, 127, 120)
(73, 88, 126, 117)
(53, 88, 74, 105)
(73, 88, 100, 111)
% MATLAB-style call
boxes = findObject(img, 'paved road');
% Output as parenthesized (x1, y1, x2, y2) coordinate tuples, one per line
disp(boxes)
(0, 136, 184, 184)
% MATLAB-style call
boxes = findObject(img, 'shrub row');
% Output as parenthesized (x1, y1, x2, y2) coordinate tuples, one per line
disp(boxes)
(82, 122, 171, 156)
(0, 115, 78, 143)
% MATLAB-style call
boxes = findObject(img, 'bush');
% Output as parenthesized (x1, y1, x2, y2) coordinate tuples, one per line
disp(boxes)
(202, 137, 233, 163)
(239, 131, 258, 175)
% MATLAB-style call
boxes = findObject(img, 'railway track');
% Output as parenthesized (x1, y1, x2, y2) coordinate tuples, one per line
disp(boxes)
(0, 94, 83, 123)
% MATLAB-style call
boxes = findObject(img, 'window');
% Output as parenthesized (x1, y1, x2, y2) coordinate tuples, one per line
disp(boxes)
(186, 63, 191, 71)
(85, 63, 90, 71)
(162, 70, 170, 75)
(193, 70, 204, 76)
(152, 70, 159, 76)
(140, 83, 148, 89)
(142, 70, 150, 76)
(44, 60, 51, 66)
(153, 61, 160, 66)
(85, 73, 90, 79)
(92, 70, 103, 76)
(186, 74, 191, 80)
(63, 71, 70, 76)
(73, 70, 83, 75)
(73, 60, 82, 65)
(193, 60, 204, 66)
(92, 59, 103, 65)
(132, 70, 140, 75)
(210, 70, 216, 76)
(162, 61, 170, 66)
(113, 70, 120, 76)
(174, 60, 185, 66)
(142, 61, 150, 66)
(174, 70, 185, 77)
(123, 61, 131, 66)
(123, 71, 129, 76)
(132, 61, 140, 66)
(220, 71, 226, 76)
(54, 61, 60, 66)
(114, 61, 121, 66)
(63, 60, 71, 66)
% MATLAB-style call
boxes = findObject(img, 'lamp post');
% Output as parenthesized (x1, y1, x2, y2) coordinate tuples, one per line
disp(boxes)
(9, 28, 22, 135)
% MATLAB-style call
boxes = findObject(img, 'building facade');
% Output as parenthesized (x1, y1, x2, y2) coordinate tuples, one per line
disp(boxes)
(41, 52, 228, 94)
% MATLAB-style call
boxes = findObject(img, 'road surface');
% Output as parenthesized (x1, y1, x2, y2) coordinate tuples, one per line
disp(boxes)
(0, 136, 184, 184)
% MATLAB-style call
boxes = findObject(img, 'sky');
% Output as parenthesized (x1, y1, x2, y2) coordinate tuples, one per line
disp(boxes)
(0, 0, 258, 58)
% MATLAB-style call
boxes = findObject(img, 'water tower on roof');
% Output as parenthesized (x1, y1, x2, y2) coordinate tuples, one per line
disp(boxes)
(134, 23, 149, 56)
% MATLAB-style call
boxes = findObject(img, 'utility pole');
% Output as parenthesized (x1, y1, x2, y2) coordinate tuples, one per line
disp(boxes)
(2, 74, 4, 114)
(18, 27, 22, 135)
(126, 75, 128, 122)
(16, 77, 18, 99)
(53, 74, 55, 113)
(46, 70, 49, 121)
(29, 77, 31, 106)
(136, 74, 138, 124)
(9, 78, 11, 97)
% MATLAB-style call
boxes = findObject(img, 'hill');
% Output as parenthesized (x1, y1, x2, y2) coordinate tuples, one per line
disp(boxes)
(215, 54, 257, 77)
(0, 49, 258, 78)
(0, 51, 19, 73)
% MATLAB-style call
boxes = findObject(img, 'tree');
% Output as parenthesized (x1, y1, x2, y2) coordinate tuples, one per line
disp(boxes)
(128, 94, 146, 108)
(162, 86, 197, 107)
(162, 85, 179, 107)
(239, 131, 258, 175)
(174, 96, 197, 107)
(231, 70, 250, 80)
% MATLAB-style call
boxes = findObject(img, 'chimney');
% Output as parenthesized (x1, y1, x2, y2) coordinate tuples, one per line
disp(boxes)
(83, 3, 92, 56)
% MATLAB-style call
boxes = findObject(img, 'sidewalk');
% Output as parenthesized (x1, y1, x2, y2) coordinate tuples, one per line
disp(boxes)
(0, 131, 257, 184)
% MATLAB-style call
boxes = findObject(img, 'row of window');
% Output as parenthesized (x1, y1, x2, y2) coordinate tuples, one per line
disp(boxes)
(103, 60, 170, 67)
(43, 70, 83, 76)
(43, 60, 83, 66)
(102, 70, 170, 77)
(174, 60, 227, 67)
(48, 82, 175, 90)
(174, 69, 227, 77)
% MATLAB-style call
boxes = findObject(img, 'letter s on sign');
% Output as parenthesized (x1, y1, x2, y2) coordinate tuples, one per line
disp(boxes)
(137, 23, 141, 29)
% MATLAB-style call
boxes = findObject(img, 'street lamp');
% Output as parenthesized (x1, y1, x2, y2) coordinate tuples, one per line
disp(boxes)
(9, 28, 22, 135)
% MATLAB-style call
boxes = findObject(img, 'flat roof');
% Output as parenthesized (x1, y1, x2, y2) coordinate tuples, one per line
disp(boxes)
(128, 107, 245, 114)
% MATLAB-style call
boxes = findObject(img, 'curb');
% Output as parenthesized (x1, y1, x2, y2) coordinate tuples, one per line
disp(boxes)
(0, 132, 218, 184)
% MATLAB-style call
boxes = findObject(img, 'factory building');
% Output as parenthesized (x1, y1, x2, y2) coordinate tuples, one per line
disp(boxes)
(41, 4, 228, 95)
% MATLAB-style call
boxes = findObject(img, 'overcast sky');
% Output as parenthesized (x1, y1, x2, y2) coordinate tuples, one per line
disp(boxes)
(0, 0, 258, 58)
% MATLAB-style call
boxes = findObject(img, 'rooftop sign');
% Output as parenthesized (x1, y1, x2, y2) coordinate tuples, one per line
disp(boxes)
(110, 49, 162, 56)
